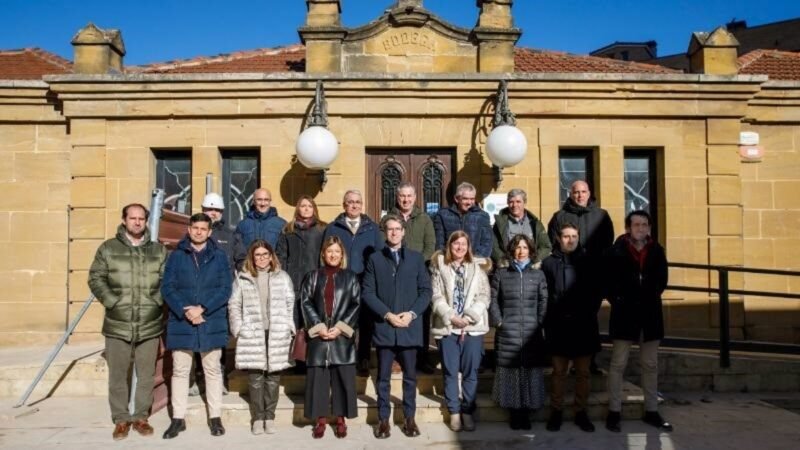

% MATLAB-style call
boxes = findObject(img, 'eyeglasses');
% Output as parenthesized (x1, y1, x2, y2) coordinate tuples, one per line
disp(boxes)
(254, 252, 271, 259)
(345, 200, 362, 205)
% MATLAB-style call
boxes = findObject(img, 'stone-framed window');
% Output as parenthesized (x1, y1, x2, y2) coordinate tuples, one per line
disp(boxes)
(558, 148, 595, 205)
(221, 149, 260, 227)
(154, 149, 192, 215)
(624, 149, 659, 238)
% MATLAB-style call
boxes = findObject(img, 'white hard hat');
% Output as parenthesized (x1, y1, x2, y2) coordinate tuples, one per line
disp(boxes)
(201, 193, 225, 209)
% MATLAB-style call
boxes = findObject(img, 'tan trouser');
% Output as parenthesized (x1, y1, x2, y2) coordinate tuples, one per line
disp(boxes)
(171, 349, 223, 419)
(607, 337, 660, 412)
(550, 355, 591, 412)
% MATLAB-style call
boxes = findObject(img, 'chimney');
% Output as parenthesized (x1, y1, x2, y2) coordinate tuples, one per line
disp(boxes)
(71, 23, 125, 74)
(298, 0, 346, 73)
(474, 0, 522, 73)
(688, 26, 740, 75)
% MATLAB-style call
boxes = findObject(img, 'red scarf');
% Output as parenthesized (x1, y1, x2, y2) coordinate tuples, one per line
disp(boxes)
(625, 234, 653, 271)
(323, 266, 339, 317)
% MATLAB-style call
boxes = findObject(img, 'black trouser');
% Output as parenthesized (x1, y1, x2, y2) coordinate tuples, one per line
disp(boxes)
(304, 365, 358, 419)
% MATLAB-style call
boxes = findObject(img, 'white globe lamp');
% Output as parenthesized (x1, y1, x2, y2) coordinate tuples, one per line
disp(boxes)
(486, 124, 527, 168)
(296, 126, 339, 169)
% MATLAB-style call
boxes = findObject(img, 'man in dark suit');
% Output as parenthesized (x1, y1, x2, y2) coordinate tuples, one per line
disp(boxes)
(362, 215, 432, 439)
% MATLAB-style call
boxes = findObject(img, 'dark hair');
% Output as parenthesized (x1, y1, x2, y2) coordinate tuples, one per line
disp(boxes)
(121, 203, 150, 220)
(506, 234, 536, 260)
(625, 210, 652, 228)
(559, 222, 580, 236)
(189, 212, 212, 225)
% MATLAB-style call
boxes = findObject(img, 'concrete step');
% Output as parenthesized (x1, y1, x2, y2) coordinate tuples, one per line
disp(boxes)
(184, 379, 648, 426)
(0, 344, 107, 398)
(227, 368, 611, 396)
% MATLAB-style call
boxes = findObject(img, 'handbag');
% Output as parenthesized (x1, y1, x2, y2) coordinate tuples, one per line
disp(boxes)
(291, 328, 308, 362)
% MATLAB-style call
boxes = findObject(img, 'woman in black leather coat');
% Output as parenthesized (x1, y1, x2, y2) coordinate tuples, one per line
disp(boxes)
(300, 235, 360, 439)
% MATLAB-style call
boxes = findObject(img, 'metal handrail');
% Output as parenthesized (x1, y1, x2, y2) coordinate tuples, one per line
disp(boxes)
(15, 189, 167, 409)
(14, 294, 96, 408)
(666, 262, 800, 368)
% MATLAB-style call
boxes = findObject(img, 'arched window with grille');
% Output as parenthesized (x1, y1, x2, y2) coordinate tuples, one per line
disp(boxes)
(380, 161, 403, 217)
(421, 159, 444, 216)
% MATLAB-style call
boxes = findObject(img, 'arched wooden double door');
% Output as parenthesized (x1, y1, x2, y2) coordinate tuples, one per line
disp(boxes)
(366, 149, 455, 220)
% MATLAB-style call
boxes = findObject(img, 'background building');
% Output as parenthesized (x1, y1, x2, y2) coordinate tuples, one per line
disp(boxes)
(1, 0, 799, 346)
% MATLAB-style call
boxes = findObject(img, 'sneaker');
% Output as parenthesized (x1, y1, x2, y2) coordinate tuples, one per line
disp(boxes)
(574, 411, 595, 432)
(605, 411, 621, 433)
(251, 420, 264, 435)
(449, 413, 462, 431)
(546, 410, 562, 432)
(265, 419, 276, 434)
(461, 413, 476, 432)
(642, 411, 673, 432)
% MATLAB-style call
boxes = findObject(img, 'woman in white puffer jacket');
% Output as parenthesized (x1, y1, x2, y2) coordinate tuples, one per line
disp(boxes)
(229, 239, 295, 435)
(429, 230, 491, 433)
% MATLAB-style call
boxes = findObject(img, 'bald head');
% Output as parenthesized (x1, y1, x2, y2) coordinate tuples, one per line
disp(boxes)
(253, 188, 273, 213)
(570, 180, 590, 207)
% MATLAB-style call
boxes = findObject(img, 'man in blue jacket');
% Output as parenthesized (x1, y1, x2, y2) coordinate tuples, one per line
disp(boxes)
(234, 188, 286, 251)
(323, 189, 384, 374)
(433, 182, 492, 258)
(362, 215, 432, 439)
(161, 213, 232, 439)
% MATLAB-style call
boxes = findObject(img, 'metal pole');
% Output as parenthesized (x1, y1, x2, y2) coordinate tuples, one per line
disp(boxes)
(718, 269, 731, 368)
(65, 205, 72, 344)
(15, 295, 96, 408)
(148, 189, 165, 242)
(206, 173, 213, 195)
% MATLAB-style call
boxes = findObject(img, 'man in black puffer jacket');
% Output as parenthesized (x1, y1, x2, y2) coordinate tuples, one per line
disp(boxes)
(541, 223, 601, 433)
(547, 180, 614, 258)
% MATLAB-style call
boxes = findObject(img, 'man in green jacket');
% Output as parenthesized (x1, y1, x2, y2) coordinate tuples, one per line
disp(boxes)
(88, 203, 168, 441)
(387, 182, 436, 261)
(386, 181, 437, 373)
(491, 189, 551, 268)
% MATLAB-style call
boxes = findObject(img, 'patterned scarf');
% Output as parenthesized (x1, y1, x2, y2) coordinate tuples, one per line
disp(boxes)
(452, 263, 466, 315)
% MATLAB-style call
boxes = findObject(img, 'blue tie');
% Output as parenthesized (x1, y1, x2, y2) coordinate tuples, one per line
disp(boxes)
(392, 250, 400, 265)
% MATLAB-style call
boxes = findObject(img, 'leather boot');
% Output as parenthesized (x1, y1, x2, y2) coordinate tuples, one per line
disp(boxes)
(162, 418, 185, 439)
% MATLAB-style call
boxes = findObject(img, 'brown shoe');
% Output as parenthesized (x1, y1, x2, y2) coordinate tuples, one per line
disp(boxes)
(374, 419, 391, 439)
(112, 422, 131, 441)
(132, 419, 154, 436)
(402, 417, 420, 437)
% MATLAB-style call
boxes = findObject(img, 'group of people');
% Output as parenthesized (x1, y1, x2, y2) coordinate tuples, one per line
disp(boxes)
(89, 179, 672, 442)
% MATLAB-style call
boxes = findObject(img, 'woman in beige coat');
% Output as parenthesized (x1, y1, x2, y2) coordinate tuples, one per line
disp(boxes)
(430, 231, 491, 432)
(229, 239, 295, 435)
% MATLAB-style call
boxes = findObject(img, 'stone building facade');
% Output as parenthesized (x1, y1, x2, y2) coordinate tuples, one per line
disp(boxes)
(1, 0, 799, 346)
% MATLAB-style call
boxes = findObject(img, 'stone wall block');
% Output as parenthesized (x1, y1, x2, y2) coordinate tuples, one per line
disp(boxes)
(69, 209, 106, 239)
(70, 146, 106, 177)
(70, 178, 106, 208)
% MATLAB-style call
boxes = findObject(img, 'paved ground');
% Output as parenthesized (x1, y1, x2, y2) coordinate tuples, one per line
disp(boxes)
(1, 392, 799, 449)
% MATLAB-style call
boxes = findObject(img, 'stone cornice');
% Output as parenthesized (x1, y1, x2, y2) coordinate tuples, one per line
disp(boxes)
(298, 26, 347, 43)
(472, 26, 522, 43)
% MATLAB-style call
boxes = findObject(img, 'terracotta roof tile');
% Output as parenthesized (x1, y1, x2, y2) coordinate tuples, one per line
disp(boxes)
(0, 48, 72, 79)
(514, 48, 681, 74)
(738, 49, 800, 80)
(133, 44, 305, 74)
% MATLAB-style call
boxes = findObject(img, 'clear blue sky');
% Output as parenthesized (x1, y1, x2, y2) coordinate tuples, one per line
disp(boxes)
(2, 0, 799, 65)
